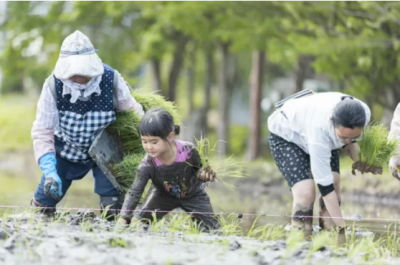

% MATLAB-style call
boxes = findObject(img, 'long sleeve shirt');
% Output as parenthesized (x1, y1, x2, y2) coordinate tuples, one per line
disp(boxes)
(31, 70, 144, 163)
(120, 140, 206, 220)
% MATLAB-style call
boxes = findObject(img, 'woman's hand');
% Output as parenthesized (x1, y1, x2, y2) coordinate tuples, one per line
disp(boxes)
(117, 218, 128, 225)
(199, 169, 216, 182)
(114, 217, 128, 233)
(343, 143, 359, 163)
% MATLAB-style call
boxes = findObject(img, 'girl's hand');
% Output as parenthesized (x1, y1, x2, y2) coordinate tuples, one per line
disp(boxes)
(199, 169, 216, 182)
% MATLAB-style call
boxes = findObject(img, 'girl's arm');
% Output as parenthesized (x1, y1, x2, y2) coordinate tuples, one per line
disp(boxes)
(190, 147, 216, 182)
(119, 168, 149, 223)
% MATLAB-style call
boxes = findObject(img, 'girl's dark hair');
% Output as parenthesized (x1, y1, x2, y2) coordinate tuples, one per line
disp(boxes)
(332, 96, 366, 129)
(138, 107, 180, 139)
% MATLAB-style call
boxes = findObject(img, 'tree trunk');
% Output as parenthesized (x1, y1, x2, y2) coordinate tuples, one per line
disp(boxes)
(295, 54, 314, 92)
(199, 47, 214, 138)
(217, 42, 230, 156)
(187, 47, 196, 114)
(249, 51, 265, 161)
(149, 58, 162, 93)
(168, 36, 187, 102)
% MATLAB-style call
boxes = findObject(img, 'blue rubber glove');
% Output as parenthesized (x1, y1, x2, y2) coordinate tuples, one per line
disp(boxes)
(39, 153, 63, 200)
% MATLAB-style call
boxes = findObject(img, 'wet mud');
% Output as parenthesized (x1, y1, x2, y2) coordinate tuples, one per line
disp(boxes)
(0, 212, 398, 265)
(352, 161, 382, 175)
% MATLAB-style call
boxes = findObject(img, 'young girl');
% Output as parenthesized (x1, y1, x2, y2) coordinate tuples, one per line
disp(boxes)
(117, 108, 220, 230)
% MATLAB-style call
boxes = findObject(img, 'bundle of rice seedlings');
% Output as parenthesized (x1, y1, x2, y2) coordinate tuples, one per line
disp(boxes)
(113, 153, 145, 190)
(108, 89, 182, 191)
(352, 123, 400, 175)
(194, 137, 245, 190)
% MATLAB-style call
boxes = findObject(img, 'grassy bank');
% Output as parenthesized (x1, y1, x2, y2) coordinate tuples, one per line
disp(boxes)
(0, 95, 37, 152)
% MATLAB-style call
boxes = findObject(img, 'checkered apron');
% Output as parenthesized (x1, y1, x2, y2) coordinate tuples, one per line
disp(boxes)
(54, 64, 116, 163)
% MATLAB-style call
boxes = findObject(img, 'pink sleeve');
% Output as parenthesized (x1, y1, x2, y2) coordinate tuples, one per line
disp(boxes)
(32, 127, 55, 163)
(114, 70, 144, 115)
(32, 79, 58, 163)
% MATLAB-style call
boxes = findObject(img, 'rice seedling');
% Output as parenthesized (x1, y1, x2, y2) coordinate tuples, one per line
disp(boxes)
(112, 153, 145, 191)
(105, 237, 129, 248)
(381, 223, 400, 257)
(193, 137, 245, 191)
(218, 214, 243, 237)
(284, 228, 305, 257)
(353, 123, 400, 175)
(108, 111, 143, 154)
(307, 231, 331, 258)
(347, 236, 384, 261)
(165, 214, 191, 233)
(247, 216, 285, 241)
(186, 218, 202, 235)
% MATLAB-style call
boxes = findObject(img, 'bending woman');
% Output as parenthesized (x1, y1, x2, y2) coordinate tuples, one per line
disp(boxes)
(268, 92, 370, 234)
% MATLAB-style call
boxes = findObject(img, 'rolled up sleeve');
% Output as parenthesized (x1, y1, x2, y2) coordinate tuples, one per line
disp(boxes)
(113, 70, 144, 115)
(31, 80, 58, 163)
(308, 142, 334, 187)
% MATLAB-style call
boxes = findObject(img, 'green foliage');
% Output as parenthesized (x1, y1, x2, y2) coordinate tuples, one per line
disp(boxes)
(358, 124, 400, 168)
(113, 153, 145, 191)
(247, 217, 285, 241)
(105, 237, 128, 248)
(0, 95, 36, 152)
(218, 214, 243, 236)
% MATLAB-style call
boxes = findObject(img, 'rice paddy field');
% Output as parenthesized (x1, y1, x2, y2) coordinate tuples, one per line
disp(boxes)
(3, 160, 400, 265)
(3, 96, 400, 264)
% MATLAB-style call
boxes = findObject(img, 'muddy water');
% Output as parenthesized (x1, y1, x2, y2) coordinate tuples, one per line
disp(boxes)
(2, 170, 400, 237)
(2, 165, 400, 264)
(1, 210, 399, 265)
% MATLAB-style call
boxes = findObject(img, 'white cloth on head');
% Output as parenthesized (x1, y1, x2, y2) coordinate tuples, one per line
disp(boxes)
(61, 75, 102, 103)
(268, 92, 371, 187)
(54, 30, 104, 80)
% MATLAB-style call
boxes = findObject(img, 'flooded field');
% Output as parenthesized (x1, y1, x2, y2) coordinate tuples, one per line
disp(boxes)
(2, 154, 400, 264)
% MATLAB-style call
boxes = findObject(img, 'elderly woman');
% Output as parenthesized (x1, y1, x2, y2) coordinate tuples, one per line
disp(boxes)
(268, 92, 371, 235)
(31, 30, 144, 218)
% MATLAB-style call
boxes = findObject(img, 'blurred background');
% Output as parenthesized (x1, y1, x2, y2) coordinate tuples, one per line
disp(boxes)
(1, 1, 400, 231)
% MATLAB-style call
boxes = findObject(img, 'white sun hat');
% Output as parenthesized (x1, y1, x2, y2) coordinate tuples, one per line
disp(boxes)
(53, 30, 104, 80)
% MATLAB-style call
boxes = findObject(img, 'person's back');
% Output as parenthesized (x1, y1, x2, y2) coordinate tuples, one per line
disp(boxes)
(268, 92, 369, 153)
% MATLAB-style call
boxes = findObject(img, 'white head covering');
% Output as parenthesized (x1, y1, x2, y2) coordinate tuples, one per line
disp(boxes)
(54, 30, 104, 80)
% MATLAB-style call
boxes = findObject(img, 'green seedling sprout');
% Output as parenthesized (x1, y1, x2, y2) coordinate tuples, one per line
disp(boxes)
(353, 123, 400, 175)
(193, 137, 245, 191)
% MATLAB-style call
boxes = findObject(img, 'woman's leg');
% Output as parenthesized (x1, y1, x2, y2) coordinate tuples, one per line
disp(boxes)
(92, 164, 124, 220)
(291, 179, 316, 234)
(269, 133, 315, 236)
